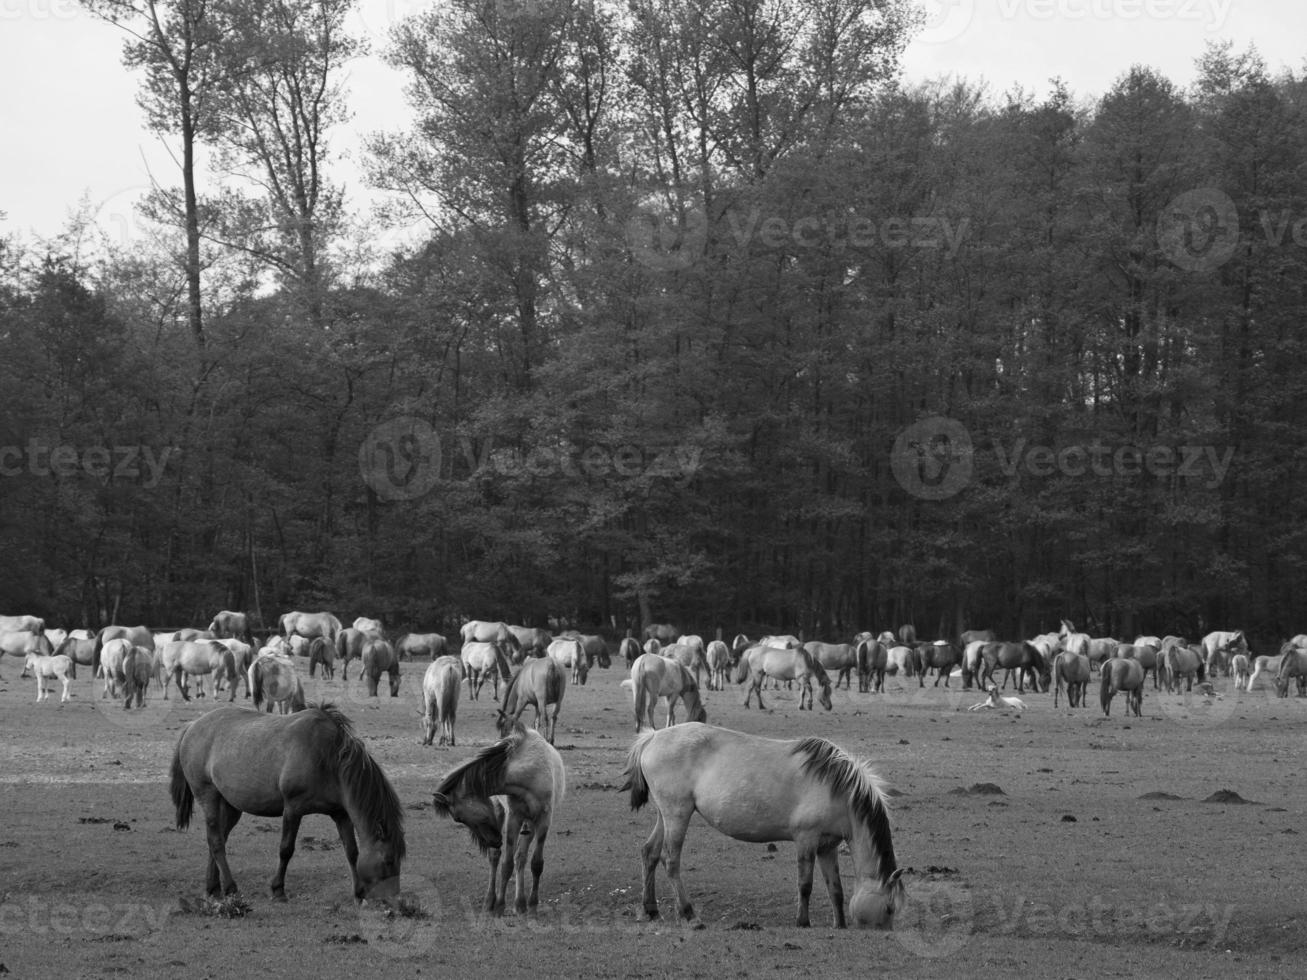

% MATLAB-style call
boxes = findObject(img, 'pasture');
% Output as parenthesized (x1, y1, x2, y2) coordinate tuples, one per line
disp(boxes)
(1, 659, 1305, 978)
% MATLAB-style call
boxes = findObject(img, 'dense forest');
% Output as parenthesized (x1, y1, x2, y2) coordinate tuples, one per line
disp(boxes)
(2, 0, 1306, 649)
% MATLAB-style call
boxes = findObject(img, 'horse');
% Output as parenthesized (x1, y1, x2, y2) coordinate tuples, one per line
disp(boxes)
(884, 645, 916, 683)
(1100, 657, 1145, 717)
(397, 632, 447, 662)
(336, 627, 378, 681)
(1134, 635, 1163, 651)
(1, 629, 54, 677)
(705, 640, 732, 691)
(643, 623, 679, 645)
(620, 636, 642, 666)
(547, 637, 589, 686)
(736, 645, 832, 711)
(208, 610, 253, 646)
(1114, 644, 1161, 690)
(1231, 653, 1252, 690)
(53, 629, 96, 673)
(214, 638, 254, 698)
(280, 611, 343, 648)
(359, 638, 400, 697)
(461, 621, 522, 657)
(91, 625, 154, 678)
(0, 613, 43, 634)
(1085, 637, 1119, 672)
(960, 640, 986, 689)
(421, 656, 464, 747)
(155, 639, 236, 701)
(497, 657, 567, 745)
(622, 653, 707, 732)
(170, 704, 404, 901)
(353, 616, 383, 635)
(623, 722, 904, 929)
(1246, 654, 1285, 693)
(1273, 649, 1307, 697)
(1051, 652, 1090, 708)
(915, 641, 961, 687)
(251, 655, 307, 714)
(959, 628, 996, 650)
(1058, 620, 1090, 663)
(675, 634, 706, 663)
(462, 640, 513, 700)
(968, 686, 1026, 712)
(99, 638, 137, 699)
(1201, 630, 1248, 678)
(1160, 645, 1206, 693)
(432, 723, 565, 915)
(978, 642, 1049, 694)
(507, 626, 552, 660)
(657, 641, 709, 688)
(121, 646, 153, 709)
(308, 636, 335, 679)
(898, 624, 917, 646)
(805, 642, 860, 690)
(24, 653, 75, 703)
(856, 637, 887, 693)
(576, 634, 611, 670)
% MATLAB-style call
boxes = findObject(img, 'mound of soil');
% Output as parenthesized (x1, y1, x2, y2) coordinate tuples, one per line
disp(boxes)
(1204, 789, 1255, 804)
(1138, 791, 1185, 800)
(950, 782, 1006, 796)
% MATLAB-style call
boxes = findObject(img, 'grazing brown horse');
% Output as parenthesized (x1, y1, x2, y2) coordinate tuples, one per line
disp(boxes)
(1051, 652, 1091, 708)
(978, 642, 1049, 694)
(497, 657, 568, 745)
(360, 638, 400, 697)
(915, 641, 961, 687)
(170, 704, 405, 901)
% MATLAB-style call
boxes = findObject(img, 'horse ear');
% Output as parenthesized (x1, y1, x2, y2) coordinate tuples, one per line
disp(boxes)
(887, 868, 903, 885)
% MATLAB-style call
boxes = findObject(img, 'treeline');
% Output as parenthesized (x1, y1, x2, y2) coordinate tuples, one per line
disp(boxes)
(2, 0, 1306, 651)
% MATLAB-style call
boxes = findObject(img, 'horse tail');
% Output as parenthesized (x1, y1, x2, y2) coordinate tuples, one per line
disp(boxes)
(492, 641, 514, 684)
(633, 669, 650, 729)
(252, 661, 265, 709)
(289, 676, 306, 712)
(170, 743, 194, 829)
(622, 730, 656, 810)
(734, 654, 751, 685)
(66, 655, 76, 680)
(222, 649, 238, 700)
(92, 627, 107, 678)
(1099, 663, 1113, 713)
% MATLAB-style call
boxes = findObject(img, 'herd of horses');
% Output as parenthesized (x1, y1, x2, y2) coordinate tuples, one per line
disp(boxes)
(5, 607, 1306, 932)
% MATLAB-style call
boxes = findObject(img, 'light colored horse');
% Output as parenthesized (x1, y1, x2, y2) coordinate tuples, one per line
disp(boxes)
(214, 638, 254, 698)
(250, 654, 306, 713)
(1100, 657, 1145, 717)
(1201, 630, 1248, 677)
(623, 722, 904, 928)
(43, 628, 67, 651)
(92, 625, 155, 679)
(1085, 637, 1119, 671)
(547, 637, 589, 686)
(961, 640, 986, 688)
(462, 641, 512, 700)
(497, 657, 568, 745)
(433, 723, 565, 915)
(705, 640, 731, 691)
(421, 656, 464, 747)
(162, 639, 238, 701)
(1246, 654, 1283, 693)
(736, 645, 832, 711)
(397, 632, 447, 661)
(643, 623, 679, 645)
(54, 629, 95, 673)
(805, 641, 860, 690)
(99, 638, 135, 699)
(657, 641, 709, 688)
(1058, 620, 1090, 660)
(1231, 653, 1252, 690)
(1160, 645, 1206, 693)
(353, 616, 383, 634)
(1051, 652, 1090, 708)
(0, 614, 44, 634)
(1133, 635, 1163, 650)
(279, 610, 343, 647)
(461, 620, 522, 656)
(336, 627, 372, 681)
(856, 637, 887, 693)
(208, 611, 252, 644)
(24, 653, 75, 703)
(885, 645, 916, 681)
(621, 653, 707, 732)
(1, 629, 54, 678)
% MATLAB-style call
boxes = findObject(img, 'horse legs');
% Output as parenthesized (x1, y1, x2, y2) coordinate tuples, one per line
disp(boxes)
(745, 676, 766, 710)
(660, 812, 701, 927)
(796, 844, 817, 926)
(61, 674, 72, 703)
(640, 810, 665, 920)
(270, 810, 304, 900)
(200, 794, 243, 897)
(173, 668, 190, 702)
(817, 840, 846, 928)
(524, 816, 550, 913)
(332, 813, 361, 897)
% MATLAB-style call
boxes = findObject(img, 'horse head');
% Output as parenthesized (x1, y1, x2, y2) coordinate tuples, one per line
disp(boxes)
(850, 868, 904, 930)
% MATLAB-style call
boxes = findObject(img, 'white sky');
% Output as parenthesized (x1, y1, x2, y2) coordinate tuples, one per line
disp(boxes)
(0, 0, 1303, 248)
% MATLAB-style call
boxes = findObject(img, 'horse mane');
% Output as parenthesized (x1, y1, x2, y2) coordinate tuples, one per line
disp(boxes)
(800, 648, 831, 688)
(792, 737, 898, 885)
(433, 724, 526, 852)
(498, 657, 525, 711)
(314, 703, 406, 860)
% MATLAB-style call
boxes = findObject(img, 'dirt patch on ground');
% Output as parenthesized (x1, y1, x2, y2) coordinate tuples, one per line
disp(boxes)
(0, 662, 1305, 977)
